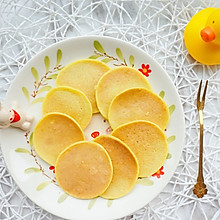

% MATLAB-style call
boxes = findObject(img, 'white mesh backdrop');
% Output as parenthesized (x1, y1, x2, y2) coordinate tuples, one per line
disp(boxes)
(1, 0, 220, 219)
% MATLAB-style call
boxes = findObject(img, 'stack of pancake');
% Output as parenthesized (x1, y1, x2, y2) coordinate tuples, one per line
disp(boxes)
(33, 59, 169, 200)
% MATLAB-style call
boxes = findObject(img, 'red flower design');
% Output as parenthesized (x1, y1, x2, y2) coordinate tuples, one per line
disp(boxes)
(138, 64, 151, 77)
(91, 131, 100, 138)
(152, 166, 164, 178)
(49, 166, 55, 173)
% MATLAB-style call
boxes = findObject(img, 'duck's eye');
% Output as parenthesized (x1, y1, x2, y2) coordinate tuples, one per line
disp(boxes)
(212, 21, 215, 24)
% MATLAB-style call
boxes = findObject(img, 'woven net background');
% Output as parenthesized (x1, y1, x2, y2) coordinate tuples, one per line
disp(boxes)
(0, 0, 220, 219)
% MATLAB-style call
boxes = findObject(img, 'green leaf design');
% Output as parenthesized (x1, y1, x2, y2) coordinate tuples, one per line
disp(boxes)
(56, 49, 62, 66)
(116, 48, 124, 61)
(169, 105, 175, 115)
(22, 87, 30, 102)
(137, 178, 154, 186)
(36, 181, 51, 191)
(55, 67, 64, 72)
(129, 55, 135, 67)
(101, 58, 114, 63)
(44, 56, 50, 72)
(45, 73, 58, 81)
(167, 135, 176, 144)
(15, 148, 31, 154)
(94, 41, 105, 54)
(24, 167, 41, 174)
(166, 153, 172, 159)
(88, 55, 101, 59)
(58, 193, 68, 203)
(31, 97, 45, 105)
(29, 132, 34, 148)
(38, 86, 52, 94)
(88, 198, 98, 210)
(107, 199, 114, 207)
(159, 91, 165, 99)
(31, 67, 39, 83)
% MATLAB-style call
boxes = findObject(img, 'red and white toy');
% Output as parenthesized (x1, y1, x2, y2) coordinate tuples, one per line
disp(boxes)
(0, 102, 34, 131)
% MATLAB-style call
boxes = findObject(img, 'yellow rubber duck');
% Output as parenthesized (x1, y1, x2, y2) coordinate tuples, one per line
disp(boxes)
(184, 7, 220, 65)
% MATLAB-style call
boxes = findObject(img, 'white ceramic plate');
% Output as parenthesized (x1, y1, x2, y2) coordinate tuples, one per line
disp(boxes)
(1, 36, 185, 220)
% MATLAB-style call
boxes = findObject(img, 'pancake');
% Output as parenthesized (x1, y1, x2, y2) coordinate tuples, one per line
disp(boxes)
(42, 86, 92, 129)
(112, 120, 168, 178)
(55, 141, 113, 199)
(93, 135, 139, 199)
(33, 113, 85, 166)
(108, 88, 169, 130)
(95, 66, 152, 118)
(56, 59, 110, 113)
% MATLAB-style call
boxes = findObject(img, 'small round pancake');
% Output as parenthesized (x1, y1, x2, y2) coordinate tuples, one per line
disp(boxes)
(55, 141, 113, 199)
(108, 88, 169, 130)
(112, 120, 168, 178)
(42, 86, 92, 129)
(33, 113, 85, 166)
(93, 135, 139, 199)
(56, 59, 110, 113)
(95, 66, 152, 118)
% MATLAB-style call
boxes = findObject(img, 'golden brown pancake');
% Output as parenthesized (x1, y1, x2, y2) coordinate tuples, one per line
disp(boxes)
(93, 135, 139, 199)
(95, 66, 152, 118)
(55, 141, 113, 199)
(42, 86, 92, 129)
(108, 88, 169, 130)
(56, 59, 110, 113)
(112, 120, 168, 178)
(33, 112, 85, 166)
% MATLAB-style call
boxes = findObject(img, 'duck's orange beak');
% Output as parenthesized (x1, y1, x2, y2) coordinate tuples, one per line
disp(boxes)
(200, 26, 215, 42)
